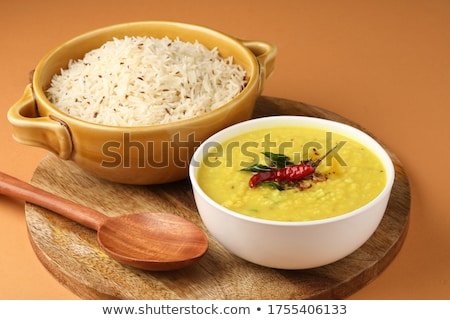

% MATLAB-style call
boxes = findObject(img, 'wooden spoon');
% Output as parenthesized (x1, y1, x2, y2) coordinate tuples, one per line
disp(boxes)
(0, 171, 208, 271)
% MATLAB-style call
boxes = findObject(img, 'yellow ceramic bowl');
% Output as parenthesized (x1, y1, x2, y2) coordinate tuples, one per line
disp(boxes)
(8, 21, 276, 184)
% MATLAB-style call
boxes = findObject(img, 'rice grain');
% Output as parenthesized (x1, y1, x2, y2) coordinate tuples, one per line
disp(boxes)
(46, 36, 247, 126)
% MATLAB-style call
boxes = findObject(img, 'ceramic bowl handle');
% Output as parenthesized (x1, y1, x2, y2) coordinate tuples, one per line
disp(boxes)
(7, 84, 73, 160)
(241, 40, 277, 92)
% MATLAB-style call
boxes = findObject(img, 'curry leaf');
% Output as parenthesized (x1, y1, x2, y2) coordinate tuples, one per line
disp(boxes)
(262, 152, 294, 168)
(260, 181, 285, 191)
(240, 164, 273, 172)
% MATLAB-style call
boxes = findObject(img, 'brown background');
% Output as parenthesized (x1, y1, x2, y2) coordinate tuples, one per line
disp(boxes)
(0, 0, 448, 299)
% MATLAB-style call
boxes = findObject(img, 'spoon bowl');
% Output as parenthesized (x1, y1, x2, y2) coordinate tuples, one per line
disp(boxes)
(97, 212, 208, 271)
(0, 171, 208, 271)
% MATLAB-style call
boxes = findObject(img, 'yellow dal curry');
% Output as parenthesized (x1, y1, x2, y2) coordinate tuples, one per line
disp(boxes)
(197, 126, 387, 222)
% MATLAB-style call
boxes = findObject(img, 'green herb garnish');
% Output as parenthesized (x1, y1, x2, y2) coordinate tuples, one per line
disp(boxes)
(261, 152, 294, 168)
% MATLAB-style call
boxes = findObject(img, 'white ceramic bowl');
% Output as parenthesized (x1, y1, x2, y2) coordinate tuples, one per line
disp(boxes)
(189, 116, 395, 269)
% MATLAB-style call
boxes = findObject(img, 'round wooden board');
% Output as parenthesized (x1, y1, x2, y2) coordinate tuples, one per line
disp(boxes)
(25, 96, 410, 299)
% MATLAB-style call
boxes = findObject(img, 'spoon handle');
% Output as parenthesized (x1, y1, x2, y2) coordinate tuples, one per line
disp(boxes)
(0, 171, 106, 230)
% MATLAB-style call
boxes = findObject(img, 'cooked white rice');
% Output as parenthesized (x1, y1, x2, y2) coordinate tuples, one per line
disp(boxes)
(46, 36, 247, 126)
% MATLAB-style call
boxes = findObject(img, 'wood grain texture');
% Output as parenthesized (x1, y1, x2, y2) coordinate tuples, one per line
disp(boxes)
(25, 96, 410, 299)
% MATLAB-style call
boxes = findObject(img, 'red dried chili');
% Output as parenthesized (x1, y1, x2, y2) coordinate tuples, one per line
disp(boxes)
(249, 162, 315, 187)
(248, 145, 338, 188)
